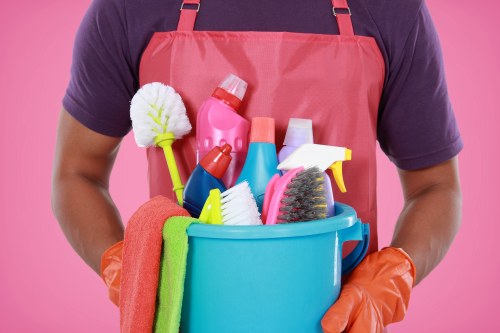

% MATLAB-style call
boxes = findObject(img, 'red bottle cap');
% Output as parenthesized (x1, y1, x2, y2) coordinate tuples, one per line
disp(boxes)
(212, 87, 242, 112)
(200, 144, 233, 179)
(211, 74, 248, 112)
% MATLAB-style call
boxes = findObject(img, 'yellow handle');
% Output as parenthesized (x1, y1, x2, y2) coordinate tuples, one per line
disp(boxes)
(199, 189, 222, 224)
(155, 133, 184, 206)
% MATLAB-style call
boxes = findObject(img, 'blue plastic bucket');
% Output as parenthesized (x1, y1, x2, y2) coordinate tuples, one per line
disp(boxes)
(181, 202, 369, 333)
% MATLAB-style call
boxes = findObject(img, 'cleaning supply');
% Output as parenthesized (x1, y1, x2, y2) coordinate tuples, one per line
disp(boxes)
(180, 203, 370, 333)
(198, 181, 261, 225)
(154, 216, 199, 333)
(321, 247, 415, 333)
(130, 82, 192, 205)
(278, 118, 335, 217)
(262, 166, 327, 225)
(183, 144, 232, 218)
(196, 74, 250, 187)
(278, 144, 352, 193)
(235, 117, 281, 212)
(120, 196, 190, 333)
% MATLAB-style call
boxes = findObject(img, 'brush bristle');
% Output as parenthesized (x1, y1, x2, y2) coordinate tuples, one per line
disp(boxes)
(220, 182, 262, 226)
(130, 82, 192, 147)
(278, 167, 327, 223)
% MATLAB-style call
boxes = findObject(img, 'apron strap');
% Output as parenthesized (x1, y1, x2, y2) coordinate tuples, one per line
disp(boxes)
(331, 0, 354, 36)
(177, 0, 355, 35)
(177, 0, 201, 31)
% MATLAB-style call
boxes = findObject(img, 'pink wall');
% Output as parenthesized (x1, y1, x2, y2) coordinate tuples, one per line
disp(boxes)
(0, 0, 498, 331)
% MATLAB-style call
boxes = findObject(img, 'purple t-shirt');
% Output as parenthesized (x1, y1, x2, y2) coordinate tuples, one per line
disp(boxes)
(63, 0, 463, 170)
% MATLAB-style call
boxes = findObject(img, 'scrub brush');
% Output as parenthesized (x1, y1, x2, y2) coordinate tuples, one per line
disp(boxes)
(130, 82, 192, 205)
(199, 181, 261, 226)
(262, 167, 327, 225)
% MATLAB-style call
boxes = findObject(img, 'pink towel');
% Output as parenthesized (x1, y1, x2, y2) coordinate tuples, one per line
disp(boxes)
(120, 196, 190, 333)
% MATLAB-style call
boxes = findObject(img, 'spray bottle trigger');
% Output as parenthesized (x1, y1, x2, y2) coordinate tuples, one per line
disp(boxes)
(330, 148, 352, 193)
(330, 161, 346, 193)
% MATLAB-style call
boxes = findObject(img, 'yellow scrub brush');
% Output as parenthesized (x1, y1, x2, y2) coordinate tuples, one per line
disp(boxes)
(130, 82, 192, 205)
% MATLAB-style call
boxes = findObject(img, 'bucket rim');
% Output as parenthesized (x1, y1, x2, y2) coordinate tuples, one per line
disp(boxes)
(186, 202, 358, 239)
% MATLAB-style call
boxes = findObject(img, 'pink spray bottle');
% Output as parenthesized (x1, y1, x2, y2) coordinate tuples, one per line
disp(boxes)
(196, 74, 250, 187)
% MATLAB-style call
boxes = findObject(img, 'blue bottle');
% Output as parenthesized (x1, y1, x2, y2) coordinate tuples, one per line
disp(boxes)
(236, 117, 281, 212)
(183, 144, 232, 218)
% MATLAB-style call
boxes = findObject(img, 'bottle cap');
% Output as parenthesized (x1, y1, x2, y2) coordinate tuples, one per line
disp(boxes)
(283, 118, 314, 147)
(200, 144, 233, 179)
(212, 74, 248, 111)
(219, 74, 248, 100)
(250, 117, 275, 144)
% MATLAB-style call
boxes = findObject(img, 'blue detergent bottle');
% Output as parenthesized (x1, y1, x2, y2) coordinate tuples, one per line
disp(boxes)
(183, 144, 232, 218)
(278, 118, 336, 217)
(236, 117, 281, 212)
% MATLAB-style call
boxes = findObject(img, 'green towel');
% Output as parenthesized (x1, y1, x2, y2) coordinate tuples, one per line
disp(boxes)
(154, 216, 199, 333)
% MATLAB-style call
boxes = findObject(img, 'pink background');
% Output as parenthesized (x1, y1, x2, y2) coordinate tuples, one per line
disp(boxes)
(0, 0, 498, 331)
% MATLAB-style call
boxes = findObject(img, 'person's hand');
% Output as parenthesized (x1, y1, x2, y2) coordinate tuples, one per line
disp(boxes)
(321, 247, 416, 333)
(100, 241, 123, 306)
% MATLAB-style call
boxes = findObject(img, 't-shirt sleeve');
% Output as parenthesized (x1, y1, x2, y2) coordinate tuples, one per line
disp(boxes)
(63, 0, 136, 137)
(377, 1, 463, 170)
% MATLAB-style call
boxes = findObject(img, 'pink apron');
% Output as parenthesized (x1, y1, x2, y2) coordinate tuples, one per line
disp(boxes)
(140, 0, 385, 255)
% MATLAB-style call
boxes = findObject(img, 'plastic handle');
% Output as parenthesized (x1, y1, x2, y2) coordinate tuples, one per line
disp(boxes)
(155, 133, 184, 206)
(199, 189, 222, 225)
(338, 220, 370, 276)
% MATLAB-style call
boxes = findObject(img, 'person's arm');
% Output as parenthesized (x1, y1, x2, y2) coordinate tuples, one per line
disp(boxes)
(392, 156, 462, 284)
(322, 156, 462, 333)
(51, 108, 124, 274)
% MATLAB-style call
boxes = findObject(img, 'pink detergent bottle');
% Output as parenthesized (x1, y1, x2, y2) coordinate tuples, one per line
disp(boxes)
(196, 74, 250, 187)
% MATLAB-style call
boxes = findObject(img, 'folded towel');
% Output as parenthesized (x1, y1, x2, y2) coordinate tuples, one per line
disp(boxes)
(154, 216, 199, 333)
(120, 196, 190, 333)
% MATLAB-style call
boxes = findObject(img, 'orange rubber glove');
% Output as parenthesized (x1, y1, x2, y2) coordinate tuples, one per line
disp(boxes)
(322, 247, 416, 333)
(100, 240, 123, 307)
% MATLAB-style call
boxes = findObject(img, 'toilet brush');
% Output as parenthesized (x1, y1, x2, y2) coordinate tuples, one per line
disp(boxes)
(130, 82, 192, 205)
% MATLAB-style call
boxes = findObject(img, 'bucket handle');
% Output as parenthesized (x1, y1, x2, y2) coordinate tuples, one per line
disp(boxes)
(338, 220, 370, 276)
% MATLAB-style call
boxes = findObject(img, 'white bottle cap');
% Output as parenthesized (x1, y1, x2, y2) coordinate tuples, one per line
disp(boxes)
(283, 118, 314, 147)
(219, 74, 248, 101)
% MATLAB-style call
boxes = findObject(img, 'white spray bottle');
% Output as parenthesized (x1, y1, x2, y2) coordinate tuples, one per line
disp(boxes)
(278, 119, 336, 217)
(278, 143, 352, 215)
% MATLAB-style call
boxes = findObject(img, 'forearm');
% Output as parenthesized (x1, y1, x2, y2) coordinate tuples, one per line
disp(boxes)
(52, 173, 124, 274)
(390, 183, 462, 285)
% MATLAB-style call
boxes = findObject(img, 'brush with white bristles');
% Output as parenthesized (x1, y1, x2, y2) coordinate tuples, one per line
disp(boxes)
(130, 82, 192, 205)
(198, 181, 262, 226)
(220, 182, 261, 226)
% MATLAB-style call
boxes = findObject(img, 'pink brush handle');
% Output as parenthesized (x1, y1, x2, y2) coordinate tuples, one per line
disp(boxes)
(261, 174, 280, 224)
(265, 167, 304, 225)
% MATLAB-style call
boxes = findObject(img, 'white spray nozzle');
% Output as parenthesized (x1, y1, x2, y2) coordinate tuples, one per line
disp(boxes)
(277, 144, 352, 193)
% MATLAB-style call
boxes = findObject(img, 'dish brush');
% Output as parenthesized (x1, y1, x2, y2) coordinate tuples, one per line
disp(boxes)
(262, 167, 327, 225)
(130, 82, 192, 205)
(199, 181, 261, 226)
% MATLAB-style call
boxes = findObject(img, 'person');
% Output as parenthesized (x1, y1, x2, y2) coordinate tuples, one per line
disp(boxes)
(51, 0, 463, 332)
